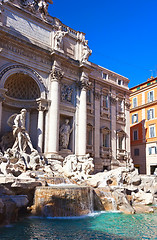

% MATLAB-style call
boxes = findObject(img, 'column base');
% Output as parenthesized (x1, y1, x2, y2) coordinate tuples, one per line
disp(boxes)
(59, 149, 73, 158)
(45, 152, 64, 161)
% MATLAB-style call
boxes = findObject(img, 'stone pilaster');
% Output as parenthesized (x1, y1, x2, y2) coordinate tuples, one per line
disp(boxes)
(77, 71, 89, 156)
(94, 89, 101, 158)
(110, 93, 117, 168)
(47, 68, 64, 155)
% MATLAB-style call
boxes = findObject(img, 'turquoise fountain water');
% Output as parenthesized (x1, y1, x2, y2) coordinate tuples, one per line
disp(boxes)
(0, 212, 157, 239)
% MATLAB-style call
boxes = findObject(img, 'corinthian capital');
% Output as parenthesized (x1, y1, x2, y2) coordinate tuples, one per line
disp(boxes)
(51, 69, 64, 82)
(110, 95, 117, 104)
(79, 72, 91, 89)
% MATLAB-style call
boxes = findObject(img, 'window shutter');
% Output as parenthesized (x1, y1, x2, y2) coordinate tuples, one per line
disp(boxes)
(150, 91, 154, 101)
(149, 147, 151, 155)
(148, 92, 150, 102)
(136, 114, 138, 122)
(132, 115, 134, 124)
(152, 109, 154, 118)
(147, 110, 150, 120)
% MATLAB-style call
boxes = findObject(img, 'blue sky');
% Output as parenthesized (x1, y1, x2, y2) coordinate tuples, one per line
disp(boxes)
(48, 0, 157, 88)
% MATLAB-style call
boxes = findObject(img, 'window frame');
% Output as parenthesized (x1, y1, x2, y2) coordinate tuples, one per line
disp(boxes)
(134, 148, 139, 156)
(148, 90, 154, 103)
(132, 97, 137, 108)
(149, 146, 157, 155)
(149, 124, 156, 138)
(147, 108, 155, 120)
(132, 113, 138, 124)
(133, 129, 138, 141)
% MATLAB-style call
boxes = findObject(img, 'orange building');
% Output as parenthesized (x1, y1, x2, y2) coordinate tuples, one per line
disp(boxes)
(130, 76, 157, 175)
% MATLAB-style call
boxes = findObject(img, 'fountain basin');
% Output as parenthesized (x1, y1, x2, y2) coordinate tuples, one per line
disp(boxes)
(32, 185, 93, 217)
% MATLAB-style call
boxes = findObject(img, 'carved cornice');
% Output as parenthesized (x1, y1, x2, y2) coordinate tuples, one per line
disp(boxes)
(51, 69, 64, 82)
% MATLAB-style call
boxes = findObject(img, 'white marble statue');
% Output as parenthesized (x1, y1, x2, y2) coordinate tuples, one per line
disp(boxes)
(63, 154, 94, 180)
(54, 26, 69, 50)
(8, 109, 35, 154)
(81, 40, 92, 63)
(59, 119, 73, 149)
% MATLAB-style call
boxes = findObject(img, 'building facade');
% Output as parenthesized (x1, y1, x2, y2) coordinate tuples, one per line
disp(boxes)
(130, 77, 157, 175)
(0, 0, 130, 172)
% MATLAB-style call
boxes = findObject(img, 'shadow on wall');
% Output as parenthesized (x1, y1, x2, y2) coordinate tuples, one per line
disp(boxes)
(130, 119, 146, 174)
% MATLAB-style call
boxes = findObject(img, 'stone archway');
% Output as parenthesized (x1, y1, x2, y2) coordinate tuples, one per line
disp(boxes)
(0, 64, 48, 153)
(4, 73, 40, 100)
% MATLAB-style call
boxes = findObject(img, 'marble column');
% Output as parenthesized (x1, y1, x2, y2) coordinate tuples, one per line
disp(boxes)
(94, 90, 101, 159)
(47, 68, 63, 155)
(37, 99, 47, 153)
(77, 71, 89, 156)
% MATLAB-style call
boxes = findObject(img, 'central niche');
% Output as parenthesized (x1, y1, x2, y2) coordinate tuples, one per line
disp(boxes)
(4, 73, 40, 100)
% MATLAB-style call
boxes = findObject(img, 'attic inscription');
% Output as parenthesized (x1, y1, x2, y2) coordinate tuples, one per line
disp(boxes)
(6, 10, 51, 45)
(0, 41, 50, 65)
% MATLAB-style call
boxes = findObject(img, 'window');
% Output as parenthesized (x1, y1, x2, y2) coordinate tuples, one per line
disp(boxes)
(103, 133, 109, 147)
(148, 91, 154, 103)
(132, 97, 137, 108)
(137, 87, 140, 90)
(147, 108, 154, 120)
(119, 100, 124, 112)
(103, 95, 108, 108)
(134, 148, 139, 156)
(118, 80, 123, 86)
(147, 82, 151, 86)
(149, 125, 155, 138)
(103, 73, 107, 79)
(87, 128, 92, 145)
(133, 130, 138, 140)
(149, 146, 157, 155)
(119, 136, 123, 149)
(132, 113, 138, 124)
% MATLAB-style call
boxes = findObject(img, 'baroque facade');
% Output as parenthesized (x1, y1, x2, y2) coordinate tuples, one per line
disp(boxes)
(0, 0, 130, 171)
(130, 77, 157, 175)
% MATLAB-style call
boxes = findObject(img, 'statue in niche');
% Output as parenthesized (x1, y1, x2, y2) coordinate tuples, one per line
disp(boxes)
(54, 26, 69, 50)
(81, 40, 92, 63)
(59, 119, 73, 149)
(7, 109, 36, 154)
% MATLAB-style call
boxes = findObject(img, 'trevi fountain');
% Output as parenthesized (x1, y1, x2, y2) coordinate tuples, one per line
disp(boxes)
(0, 110, 156, 239)
(0, 0, 157, 239)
